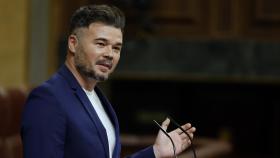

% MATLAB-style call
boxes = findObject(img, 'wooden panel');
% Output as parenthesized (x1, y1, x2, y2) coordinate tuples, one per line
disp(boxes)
(151, 0, 200, 21)
(209, 0, 241, 38)
(156, 0, 209, 37)
(48, 0, 280, 55)
(255, 0, 280, 22)
(240, 0, 280, 40)
(215, 0, 232, 31)
(0, 0, 29, 87)
(124, 0, 210, 38)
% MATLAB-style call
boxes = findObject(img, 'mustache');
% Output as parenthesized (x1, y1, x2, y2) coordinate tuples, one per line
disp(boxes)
(96, 60, 113, 69)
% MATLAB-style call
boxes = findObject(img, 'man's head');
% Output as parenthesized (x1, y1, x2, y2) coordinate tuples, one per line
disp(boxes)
(69, 5, 125, 34)
(67, 5, 125, 82)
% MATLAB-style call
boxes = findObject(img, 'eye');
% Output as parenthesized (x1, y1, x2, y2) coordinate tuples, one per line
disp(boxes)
(113, 46, 121, 51)
(113, 46, 121, 53)
(96, 42, 106, 47)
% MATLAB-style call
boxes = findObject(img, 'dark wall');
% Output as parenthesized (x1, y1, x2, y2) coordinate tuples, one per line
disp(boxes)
(110, 78, 280, 157)
(105, 39, 280, 157)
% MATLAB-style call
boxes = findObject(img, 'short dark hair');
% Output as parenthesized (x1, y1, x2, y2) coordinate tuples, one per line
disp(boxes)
(69, 4, 125, 34)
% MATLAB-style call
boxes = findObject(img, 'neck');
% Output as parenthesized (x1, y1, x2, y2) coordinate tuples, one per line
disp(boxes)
(65, 56, 97, 91)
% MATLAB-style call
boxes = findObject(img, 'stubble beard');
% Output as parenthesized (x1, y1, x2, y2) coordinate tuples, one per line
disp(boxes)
(74, 47, 109, 82)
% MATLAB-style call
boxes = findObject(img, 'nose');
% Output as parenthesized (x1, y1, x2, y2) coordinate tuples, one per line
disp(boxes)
(104, 46, 114, 60)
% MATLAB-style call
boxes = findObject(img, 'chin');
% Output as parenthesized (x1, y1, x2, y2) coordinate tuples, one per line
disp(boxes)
(95, 73, 109, 81)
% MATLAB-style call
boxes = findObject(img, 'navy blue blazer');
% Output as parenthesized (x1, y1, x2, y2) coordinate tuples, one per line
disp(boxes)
(21, 65, 155, 158)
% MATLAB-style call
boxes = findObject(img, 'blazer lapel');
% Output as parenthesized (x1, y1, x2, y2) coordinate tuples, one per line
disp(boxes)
(95, 87, 121, 158)
(75, 89, 110, 158)
(58, 65, 110, 158)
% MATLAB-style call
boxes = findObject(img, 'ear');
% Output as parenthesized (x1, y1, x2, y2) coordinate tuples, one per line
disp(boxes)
(68, 35, 78, 53)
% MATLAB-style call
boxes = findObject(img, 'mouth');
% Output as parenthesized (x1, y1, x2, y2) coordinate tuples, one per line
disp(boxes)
(96, 60, 113, 71)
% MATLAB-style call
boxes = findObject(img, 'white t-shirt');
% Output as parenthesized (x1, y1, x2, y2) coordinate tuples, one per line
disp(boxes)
(83, 88, 116, 158)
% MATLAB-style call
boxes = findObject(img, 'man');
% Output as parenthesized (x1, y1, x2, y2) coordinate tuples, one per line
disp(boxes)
(21, 4, 196, 158)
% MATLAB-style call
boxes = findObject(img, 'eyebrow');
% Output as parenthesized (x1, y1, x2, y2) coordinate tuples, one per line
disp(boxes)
(95, 38, 122, 47)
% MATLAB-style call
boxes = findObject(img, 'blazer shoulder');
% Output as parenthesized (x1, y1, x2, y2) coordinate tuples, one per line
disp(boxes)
(23, 73, 67, 118)
(27, 74, 63, 102)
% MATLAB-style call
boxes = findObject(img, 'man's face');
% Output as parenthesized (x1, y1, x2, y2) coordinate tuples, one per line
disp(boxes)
(72, 23, 123, 81)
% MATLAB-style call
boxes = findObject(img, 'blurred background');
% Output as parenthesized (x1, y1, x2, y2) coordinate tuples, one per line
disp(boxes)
(1, 0, 280, 158)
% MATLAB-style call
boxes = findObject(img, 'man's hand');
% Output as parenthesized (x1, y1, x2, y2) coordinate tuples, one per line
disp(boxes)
(153, 118, 196, 158)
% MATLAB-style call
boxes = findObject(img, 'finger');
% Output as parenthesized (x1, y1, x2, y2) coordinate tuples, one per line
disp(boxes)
(182, 123, 192, 130)
(188, 133, 194, 139)
(161, 118, 170, 131)
(179, 127, 196, 139)
(175, 123, 191, 134)
(180, 126, 195, 135)
(180, 132, 194, 140)
(187, 127, 196, 133)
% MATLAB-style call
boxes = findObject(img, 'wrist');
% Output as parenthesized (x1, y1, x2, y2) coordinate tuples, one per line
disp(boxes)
(153, 144, 161, 158)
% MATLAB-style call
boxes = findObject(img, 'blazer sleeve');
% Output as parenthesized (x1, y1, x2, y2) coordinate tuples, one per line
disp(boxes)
(21, 86, 66, 158)
(125, 146, 156, 158)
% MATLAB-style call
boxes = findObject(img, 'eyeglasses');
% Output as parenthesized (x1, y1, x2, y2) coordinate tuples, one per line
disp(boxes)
(153, 115, 197, 158)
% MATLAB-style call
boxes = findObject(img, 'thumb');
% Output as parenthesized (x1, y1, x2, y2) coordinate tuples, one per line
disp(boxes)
(161, 118, 170, 131)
